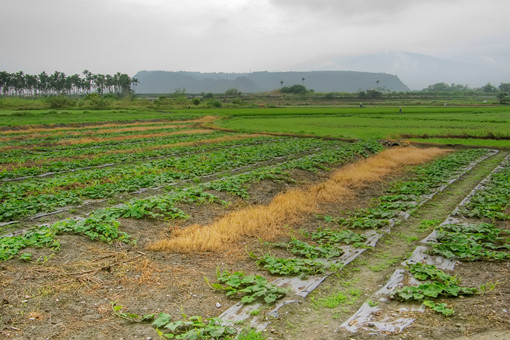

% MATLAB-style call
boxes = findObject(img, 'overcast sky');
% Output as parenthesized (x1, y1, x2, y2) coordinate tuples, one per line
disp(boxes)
(1, 0, 509, 80)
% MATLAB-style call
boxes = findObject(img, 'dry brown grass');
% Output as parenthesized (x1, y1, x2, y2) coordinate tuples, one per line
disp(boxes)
(148, 146, 450, 253)
(195, 116, 218, 124)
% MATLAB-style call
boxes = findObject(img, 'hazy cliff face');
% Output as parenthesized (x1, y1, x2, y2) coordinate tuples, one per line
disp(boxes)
(292, 51, 510, 90)
(133, 71, 409, 94)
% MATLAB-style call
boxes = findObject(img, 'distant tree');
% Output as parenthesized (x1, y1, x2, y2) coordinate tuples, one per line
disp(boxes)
(0, 70, 138, 97)
(105, 74, 114, 93)
(13, 71, 25, 96)
(172, 88, 186, 98)
(281, 84, 308, 94)
(0, 71, 10, 95)
(82, 70, 93, 94)
(425, 82, 452, 92)
(225, 88, 240, 96)
(497, 92, 508, 104)
(366, 89, 382, 98)
(481, 83, 498, 93)
(24, 74, 37, 96)
(94, 74, 106, 95)
(499, 83, 510, 93)
(118, 73, 134, 97)
(324, 92, 335, 100)
(424, 82, 471, 92)
(498, 83, 509, 104)
(280, 80, 284, 88)
(68, 74, 82, 95)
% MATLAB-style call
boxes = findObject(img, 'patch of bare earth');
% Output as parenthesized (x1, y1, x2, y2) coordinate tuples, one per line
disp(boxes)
(4, 146, 496, 340)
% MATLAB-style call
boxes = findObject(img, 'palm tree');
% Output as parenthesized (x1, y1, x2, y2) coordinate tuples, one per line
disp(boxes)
(118, 73, 133, 97)
(82, 69, 93, 94)
(94, 74, 106, 95)
(105, 74, 114, 93)
(0, 71, 12, 95)
(13, 71, 25, 96)
(38, 71, 49, 96)
(24, 74, 38, 97)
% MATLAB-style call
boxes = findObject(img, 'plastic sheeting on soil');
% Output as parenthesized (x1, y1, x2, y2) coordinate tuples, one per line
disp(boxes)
(338, 150, 506, 335)
(220, 150, 498, 332)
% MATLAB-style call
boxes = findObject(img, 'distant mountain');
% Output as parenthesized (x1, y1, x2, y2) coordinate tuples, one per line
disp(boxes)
(292, 51, 510, 90)
(133, 70, 410, 94)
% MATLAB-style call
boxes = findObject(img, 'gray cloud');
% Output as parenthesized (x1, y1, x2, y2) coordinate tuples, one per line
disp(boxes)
(271, 0, 414, 16)
(0, 0, 509, 87)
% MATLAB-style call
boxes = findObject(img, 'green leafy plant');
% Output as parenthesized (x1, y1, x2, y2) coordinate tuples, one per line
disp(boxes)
(207, 270, 287, 304)
(459, 165, 510, 220)
(19, 252, 32, 262)
(111, 302, 155, 323)
(254, 254, 328, 276)
(423, 300, 454, 316)
(392, 263, 477, 316)
(152, 313, 237, 339)
(270, 237, 343, 259)
(430, 223, 510, 261)
(309, 228, 366, 245)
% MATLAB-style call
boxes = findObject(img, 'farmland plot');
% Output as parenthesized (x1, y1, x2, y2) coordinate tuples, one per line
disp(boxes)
(0, 117, 508, 339)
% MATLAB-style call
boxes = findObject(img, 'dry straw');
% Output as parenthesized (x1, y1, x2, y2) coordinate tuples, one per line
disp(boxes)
(148, 146, 450, 253)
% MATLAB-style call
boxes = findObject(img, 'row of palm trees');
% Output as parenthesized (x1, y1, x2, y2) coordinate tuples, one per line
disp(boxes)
(0, 70, 138, 97)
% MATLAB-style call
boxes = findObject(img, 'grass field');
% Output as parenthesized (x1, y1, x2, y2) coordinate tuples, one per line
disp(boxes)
(0, 109, 200, 127)
(214, 106, 510, 142)
(2, 105, 510, 148)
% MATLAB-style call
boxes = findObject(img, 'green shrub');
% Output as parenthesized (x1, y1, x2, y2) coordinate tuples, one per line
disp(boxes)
(46, 95, 76, 108)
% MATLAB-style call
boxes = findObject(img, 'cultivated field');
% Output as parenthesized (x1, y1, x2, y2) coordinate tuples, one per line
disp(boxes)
(215, 106, 510, 147)
(0, 109, 509, 340)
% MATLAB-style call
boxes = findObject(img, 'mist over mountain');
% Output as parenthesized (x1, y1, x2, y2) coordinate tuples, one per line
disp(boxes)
(133, 70, 409, 94)
(292, 51, 510, 90)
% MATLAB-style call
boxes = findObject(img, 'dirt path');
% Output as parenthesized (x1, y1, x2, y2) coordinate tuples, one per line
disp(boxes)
(265, 151, 509, 339)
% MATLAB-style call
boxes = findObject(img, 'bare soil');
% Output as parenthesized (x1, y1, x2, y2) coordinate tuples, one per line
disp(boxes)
(1, 151, 509, 340)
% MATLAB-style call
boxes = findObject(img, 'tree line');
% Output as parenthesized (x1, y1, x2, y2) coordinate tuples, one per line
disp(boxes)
(0, 70, 138, 97)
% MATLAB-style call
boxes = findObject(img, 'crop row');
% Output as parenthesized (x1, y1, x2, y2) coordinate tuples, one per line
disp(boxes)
(218, 148, 493, 331)
(458, 156, 510, 221)
(327, 148, 490, 230)
(0, 125, 196, 148)
(0, 139, 383, 260)
(1, 137, 337, 196)
(2, 120, 191, 137)
(0, 134, 274, 180)
(0, 130, 232, 166)
(430, 155, 510, 260)
(341, 151, 508, 334)
(1, 137, 347, 221)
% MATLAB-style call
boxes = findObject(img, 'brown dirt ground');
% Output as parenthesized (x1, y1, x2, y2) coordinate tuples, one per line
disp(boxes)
(0, 159, 390, 339)
(1, 154, 509, 340)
